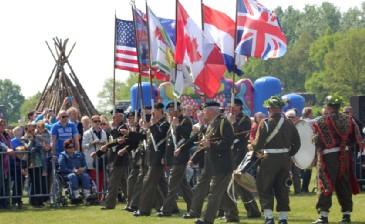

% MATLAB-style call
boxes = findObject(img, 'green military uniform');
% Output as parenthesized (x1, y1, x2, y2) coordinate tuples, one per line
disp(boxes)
(252, 96, 301, 224)
(230, 111, 261, 218)
(126, 122, 145, 211)
(312, 96, 361, 224)
(188, 103, 236, 224)
(160, 113, 193, 216)
(135, 116, 169, 216)
(98, 123, 139, 209)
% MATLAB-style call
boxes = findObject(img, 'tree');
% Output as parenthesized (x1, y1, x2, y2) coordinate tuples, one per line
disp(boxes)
(20, 92, 41, 119)
(97, 74, 152, 112)
(0, 79, 25, 123)
(306, 29, 365, 103)
(324, 29, 365, 100)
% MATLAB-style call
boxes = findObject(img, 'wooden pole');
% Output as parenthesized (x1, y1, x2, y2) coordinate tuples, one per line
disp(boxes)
(231, 0, 240, 109)
(131, 1, 146, 119)
(145, 0, 155, 108)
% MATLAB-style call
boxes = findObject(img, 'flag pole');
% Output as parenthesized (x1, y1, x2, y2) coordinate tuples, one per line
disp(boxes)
(174, 0, 179, 111)
(145, 0, 155, 108)
(131, 1, 145, 121)
(231, 0, 240, 110)
(113, 10, 117, 113)
(200, 0, 208, 104)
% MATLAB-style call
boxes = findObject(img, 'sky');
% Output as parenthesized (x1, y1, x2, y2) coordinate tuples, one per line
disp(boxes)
(0, 0, 363, 108)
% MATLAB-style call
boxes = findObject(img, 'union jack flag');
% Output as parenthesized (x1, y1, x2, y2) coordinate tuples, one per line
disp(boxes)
(235, 0, 287, 60)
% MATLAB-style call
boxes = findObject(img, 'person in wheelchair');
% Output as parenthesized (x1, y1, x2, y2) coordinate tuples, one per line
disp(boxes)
(58, 139, 92, 203)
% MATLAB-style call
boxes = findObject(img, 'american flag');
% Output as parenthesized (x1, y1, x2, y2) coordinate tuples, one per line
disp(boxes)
(115, 18, 139, 72)
(235, 0, 287, 60)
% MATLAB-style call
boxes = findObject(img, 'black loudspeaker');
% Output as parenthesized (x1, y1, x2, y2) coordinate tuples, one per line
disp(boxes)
(350, 96, 365, 125)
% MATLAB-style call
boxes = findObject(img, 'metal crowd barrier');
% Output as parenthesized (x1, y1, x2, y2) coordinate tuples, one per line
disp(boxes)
(0, 150, 110, 208)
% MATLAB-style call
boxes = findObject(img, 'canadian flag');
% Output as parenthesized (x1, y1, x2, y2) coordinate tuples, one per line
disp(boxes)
(175, 1, 226, 98)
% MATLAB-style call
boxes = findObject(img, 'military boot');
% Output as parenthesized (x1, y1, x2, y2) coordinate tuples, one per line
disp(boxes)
(312, 216, 328, 224)
(339, 214, 351, 224)
(245, 201, 261, 218)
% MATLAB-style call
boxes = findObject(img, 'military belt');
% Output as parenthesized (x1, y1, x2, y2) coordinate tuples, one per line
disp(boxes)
(322, 146, 348, 155)
(263, 148, 289, 154)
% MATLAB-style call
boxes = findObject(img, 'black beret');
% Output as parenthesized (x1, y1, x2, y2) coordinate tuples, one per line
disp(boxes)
(110, 108, 124, 115)
(234, 98, 243, 106)
(126, 111, 140, 118)
(202, 101, 220, 109)
(166, 101, 181, 110)
(154, 103, 164, 110)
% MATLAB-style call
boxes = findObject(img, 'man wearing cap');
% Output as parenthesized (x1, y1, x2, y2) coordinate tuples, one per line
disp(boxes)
(99, 110, 138, 210)
(126, 107, 153, 212)
(134, 103, 170, 216)
(157, 102, 193, 217)
(227, 98, 261, 218)
(250, 96, 301, 224)
(312, 96, 362, 224)
(186, 101, 236, 224)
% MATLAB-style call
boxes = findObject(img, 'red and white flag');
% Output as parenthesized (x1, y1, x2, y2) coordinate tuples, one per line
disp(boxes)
(175, 1, 226, 98)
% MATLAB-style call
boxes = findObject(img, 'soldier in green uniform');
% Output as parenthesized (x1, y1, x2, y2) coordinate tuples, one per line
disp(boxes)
(157, 102, 193, 216)
(312, 96, 362, 224)
(250, 96, 301, 224)
(182, 101, 236, 224)
(134, 103, 169, 216)
(225, 98, 261, 218)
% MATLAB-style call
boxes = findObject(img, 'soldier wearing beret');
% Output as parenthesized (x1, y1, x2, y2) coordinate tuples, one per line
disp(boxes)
(158, 102, 193, 216)
(183, 101, 237, 224)
(134, 103, 169, 216)
(250, 96, 301, 224)
(312, 96, 362, 224)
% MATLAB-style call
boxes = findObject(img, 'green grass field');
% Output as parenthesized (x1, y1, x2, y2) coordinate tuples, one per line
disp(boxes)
(1, 192, 364, 224)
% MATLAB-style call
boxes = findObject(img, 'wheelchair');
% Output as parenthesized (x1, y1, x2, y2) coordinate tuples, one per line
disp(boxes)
(51, 172, 98, 207)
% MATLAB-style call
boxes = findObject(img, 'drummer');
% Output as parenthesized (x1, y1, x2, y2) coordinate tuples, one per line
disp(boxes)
(249, 96, 301, 224)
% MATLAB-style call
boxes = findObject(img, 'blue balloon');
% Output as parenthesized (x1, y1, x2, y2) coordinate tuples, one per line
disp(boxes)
(282, 93, 306, 116)
(130, 82, 157, 111)
(253, 76, 282, 114)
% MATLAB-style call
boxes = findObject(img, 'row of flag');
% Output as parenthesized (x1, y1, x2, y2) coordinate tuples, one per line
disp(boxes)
(115, 0, 287, 98)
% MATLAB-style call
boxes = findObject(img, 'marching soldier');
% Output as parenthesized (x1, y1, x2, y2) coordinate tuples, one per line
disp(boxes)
(183, 101, 237, 224)
(134, 103, 169, 216)
(250, 96, 301, 224)
(124, 111, 142, 211)
(158, 102, 193, 216)
(312, 96, 362, 224)
(98, 110, 132, 210)
(125, 107, 152, 212)
(227, 98, 261, 218)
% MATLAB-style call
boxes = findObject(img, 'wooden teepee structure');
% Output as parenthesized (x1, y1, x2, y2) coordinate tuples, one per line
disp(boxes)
(35, 37, 98, 116)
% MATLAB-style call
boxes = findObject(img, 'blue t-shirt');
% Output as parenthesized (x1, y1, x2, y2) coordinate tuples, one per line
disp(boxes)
(11, 138, 23, 149)
(51, 121, 79, 156)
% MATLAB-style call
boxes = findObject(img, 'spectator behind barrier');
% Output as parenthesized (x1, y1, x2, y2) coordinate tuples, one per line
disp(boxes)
(58, 139, 91, 201)
(51, 110, 79, 157)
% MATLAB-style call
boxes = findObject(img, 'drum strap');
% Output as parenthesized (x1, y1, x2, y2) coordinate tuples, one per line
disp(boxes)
(264, 117, 284, 145)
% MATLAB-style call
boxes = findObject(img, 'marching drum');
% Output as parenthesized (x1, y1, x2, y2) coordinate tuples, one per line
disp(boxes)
(292, 120, 316, 169)
(233, 151, 259, 193)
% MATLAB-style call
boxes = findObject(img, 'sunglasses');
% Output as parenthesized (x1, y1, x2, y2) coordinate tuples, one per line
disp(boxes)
(93, 120, 101, 123)
(61, 115, 69, 119)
